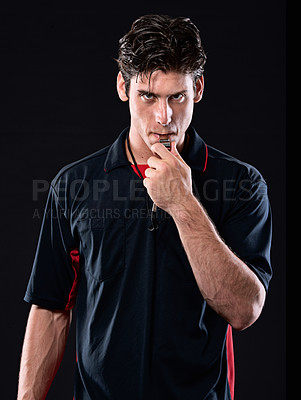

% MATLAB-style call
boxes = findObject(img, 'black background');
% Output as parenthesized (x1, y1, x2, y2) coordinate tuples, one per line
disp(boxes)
(0, 1, 285, 399)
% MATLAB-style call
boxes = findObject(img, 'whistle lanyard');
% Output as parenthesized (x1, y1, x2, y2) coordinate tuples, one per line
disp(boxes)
(126, 131, 158, 231)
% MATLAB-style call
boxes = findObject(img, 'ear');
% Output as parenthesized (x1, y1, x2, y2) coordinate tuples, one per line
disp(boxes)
(193, 75, 204, 103)
(116, 72, 129, 102)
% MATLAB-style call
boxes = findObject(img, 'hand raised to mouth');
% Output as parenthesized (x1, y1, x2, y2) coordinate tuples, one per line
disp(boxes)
(143, 141, 193, 215)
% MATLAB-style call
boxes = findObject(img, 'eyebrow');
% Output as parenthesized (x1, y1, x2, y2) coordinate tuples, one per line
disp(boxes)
(137, 89, 188, 97)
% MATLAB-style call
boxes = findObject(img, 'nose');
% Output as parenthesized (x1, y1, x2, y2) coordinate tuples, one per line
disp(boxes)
(156, 99, 172, 127)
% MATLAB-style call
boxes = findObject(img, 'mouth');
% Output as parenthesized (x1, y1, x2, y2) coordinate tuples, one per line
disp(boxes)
(150, 132, 175, 140)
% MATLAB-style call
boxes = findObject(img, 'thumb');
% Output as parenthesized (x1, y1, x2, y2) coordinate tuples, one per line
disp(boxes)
(170, 140, 180, 157)
(170, 140, 189, 167)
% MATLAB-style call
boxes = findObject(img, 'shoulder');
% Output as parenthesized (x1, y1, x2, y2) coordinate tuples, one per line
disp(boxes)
(206, 144, 266, 185)
(50, 145, 111, 190)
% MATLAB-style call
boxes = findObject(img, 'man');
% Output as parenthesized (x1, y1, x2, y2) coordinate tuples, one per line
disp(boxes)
(18, 15, 272, 400)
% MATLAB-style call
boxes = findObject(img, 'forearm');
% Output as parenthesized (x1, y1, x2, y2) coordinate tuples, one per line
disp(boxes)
(18, 305, 72, 400)
(170, 195, 266, 331)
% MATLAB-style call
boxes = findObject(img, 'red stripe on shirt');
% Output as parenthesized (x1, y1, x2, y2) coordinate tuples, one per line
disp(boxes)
(131, 164, 148, 179)
(65, 249, 80, 310)
(226, 325, 235, 399)
(202, 143, 208, 172)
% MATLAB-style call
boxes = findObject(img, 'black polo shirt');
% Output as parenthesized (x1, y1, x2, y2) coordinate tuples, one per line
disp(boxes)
(24, 126, 272, 400)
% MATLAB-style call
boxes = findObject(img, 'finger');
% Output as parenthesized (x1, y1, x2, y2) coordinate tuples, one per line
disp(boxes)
(150, 142, 172, 159)
(147, 155, 163, 169)
(143, 177, 150, 190)
(144, 167, 157, 178)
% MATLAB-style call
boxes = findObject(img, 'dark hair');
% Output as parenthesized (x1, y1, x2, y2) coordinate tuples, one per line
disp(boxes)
(117, 14, 207, 96)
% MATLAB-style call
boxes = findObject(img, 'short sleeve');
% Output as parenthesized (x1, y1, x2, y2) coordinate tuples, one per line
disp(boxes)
(220, 174, 272, 291)
(24, 184, 80, 310)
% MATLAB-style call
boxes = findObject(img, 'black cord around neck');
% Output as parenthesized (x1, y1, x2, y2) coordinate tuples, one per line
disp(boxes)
(126, 131, 158, 231)
(126, 131, 144, 180)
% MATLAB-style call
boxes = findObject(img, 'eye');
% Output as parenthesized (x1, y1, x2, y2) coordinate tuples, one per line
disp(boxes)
(171, 93, 185, 102)
(140, 92, 154, 101)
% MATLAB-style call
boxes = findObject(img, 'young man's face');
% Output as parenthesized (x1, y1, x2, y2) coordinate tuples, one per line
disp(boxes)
(117, 70, 204, 157)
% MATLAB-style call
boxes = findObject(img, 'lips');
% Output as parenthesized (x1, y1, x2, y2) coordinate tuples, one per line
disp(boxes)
(150, 132, 174, 140)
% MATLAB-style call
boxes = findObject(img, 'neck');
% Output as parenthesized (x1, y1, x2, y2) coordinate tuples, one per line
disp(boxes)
(125, 134, 153, 165)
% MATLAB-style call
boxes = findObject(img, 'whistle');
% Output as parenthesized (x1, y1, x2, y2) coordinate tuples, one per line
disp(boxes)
(159, 138, 171, 150)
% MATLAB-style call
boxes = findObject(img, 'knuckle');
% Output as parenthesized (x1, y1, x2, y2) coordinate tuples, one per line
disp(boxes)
(170, 159, 178, 168)
(160, 162, 168, 173)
